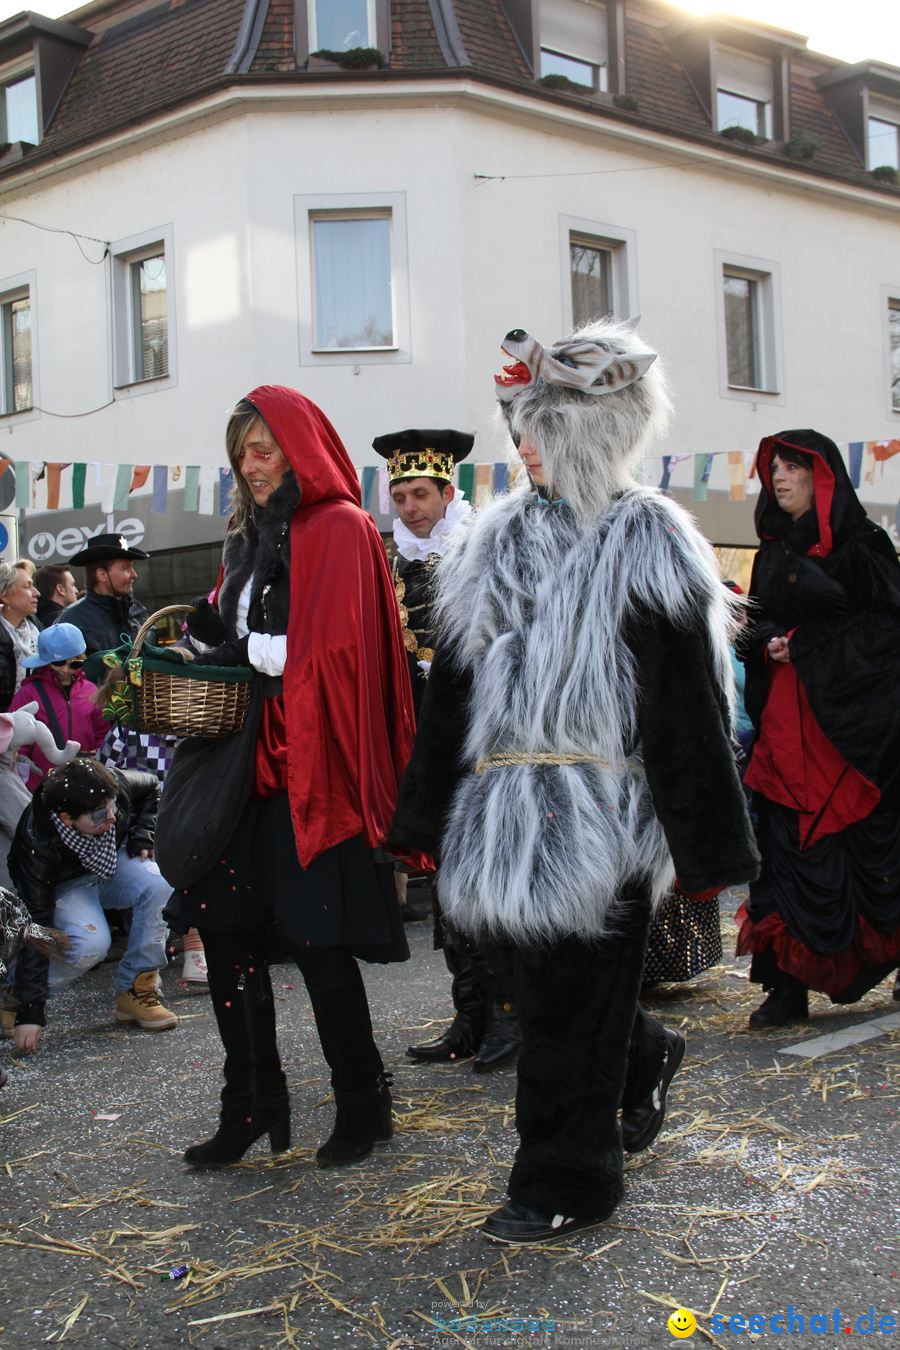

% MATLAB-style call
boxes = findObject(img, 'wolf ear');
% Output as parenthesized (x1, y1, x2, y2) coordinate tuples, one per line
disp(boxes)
(620, 314, 642, 332)
(591, 350, 657, 393)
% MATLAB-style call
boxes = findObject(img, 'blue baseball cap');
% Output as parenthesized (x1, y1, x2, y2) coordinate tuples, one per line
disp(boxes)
(22, 623, 87, 668)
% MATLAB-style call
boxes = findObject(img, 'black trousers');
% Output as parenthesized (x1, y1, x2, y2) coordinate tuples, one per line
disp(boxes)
(200, 928, 383, 1096)
(507, 886, 668, 1217)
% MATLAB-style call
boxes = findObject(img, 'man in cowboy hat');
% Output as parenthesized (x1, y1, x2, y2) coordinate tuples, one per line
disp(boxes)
(56, 533, 150, 656)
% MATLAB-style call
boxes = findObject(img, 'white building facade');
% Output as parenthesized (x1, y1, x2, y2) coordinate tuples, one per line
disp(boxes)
(1, 0, 898, 574)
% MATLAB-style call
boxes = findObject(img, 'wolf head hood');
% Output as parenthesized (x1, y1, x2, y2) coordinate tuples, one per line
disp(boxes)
(494, 316, 671, 527)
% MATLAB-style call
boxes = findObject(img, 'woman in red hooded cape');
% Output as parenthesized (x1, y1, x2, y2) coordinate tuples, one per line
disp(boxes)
(165, 385, 424, 1168)
(736, 429, 900, 1027)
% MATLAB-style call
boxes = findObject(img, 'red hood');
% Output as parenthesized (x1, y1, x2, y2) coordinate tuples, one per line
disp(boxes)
(756, 434, 836, 557)
(244, 385, 360, 509)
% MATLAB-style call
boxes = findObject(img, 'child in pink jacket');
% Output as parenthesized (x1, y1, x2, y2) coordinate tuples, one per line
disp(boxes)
(10, 624, 110, 790)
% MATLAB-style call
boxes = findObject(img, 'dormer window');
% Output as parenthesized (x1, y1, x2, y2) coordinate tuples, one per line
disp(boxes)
(1, 71, 38, 145)
(867, 102, 900, 170)
(540, 0, 608, 93)
(716, 47, 773, 138)
(308, 0, 375, 53)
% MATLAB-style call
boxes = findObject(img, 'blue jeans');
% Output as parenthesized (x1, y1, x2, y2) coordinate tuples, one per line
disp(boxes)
(48, 848, 172, 995)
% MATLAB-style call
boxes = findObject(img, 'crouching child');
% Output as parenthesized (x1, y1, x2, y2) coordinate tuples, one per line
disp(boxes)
(8, 757, 175, 1052)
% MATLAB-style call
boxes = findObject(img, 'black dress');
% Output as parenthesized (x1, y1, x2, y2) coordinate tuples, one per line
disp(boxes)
(737, 431, 900, 1000)
(163, 475, 407, 965)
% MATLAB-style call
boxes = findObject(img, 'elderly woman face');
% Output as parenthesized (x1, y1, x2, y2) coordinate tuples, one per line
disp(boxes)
(771, 453, 815, 521)
(237, 418, 290, 508)
(1, 568, 39, 624)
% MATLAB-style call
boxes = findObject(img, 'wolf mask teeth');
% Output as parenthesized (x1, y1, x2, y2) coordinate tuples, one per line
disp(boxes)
(495, 326, 657, 402)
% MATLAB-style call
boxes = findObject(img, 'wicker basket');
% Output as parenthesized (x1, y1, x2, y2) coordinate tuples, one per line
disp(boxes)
(128, 605, 253, 739)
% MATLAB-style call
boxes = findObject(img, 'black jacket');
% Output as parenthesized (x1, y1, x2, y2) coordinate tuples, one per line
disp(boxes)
(36, 598, 65, 628)
(0, 616, 42, 713)
(60, 590, 149, 656)
(9, 768, 160, 1026)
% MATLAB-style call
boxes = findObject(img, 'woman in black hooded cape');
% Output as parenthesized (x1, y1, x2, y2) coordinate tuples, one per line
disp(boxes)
(736, 429, 900, 1026)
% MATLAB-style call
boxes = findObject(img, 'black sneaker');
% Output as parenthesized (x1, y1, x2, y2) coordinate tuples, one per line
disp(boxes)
(482, 1200, 612, 1245)
(620, 1027, 686, 1153)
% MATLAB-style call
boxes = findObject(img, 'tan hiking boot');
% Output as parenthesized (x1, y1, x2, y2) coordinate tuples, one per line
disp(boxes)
(114, 972, 177, 1031)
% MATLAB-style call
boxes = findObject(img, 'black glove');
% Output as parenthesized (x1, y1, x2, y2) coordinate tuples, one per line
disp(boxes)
(191, 634, 252, 668)
(186, 596, 227, 646)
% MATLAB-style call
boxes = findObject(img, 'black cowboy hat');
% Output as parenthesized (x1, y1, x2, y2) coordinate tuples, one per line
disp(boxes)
(68, 532, 150, 566)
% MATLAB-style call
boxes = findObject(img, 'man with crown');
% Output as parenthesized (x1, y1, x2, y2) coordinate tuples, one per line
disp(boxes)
(373, 429, 521, 1074)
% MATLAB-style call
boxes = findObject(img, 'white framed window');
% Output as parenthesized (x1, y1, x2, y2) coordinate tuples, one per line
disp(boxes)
(295, 192, 411, 366)
(540, 0, 608, 92)
(867, 100, 900, 170)
(0, 276, 35, 417)
(559, 216, 636, 331)
(884, 290, 900, 416)
(1, 70, 38, 145)
(110, 227, 176, 392)
(716, 47, 773, 138)
(715, 251, 782, 402)
(308, 0, 375, 52)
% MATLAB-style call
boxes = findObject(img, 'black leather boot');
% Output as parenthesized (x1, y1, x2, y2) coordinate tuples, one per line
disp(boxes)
(748, 979, 809, 1028)
(184, 947, 290, 1168)
(472, 1001, 522, 1072)
(315, 1072, 393, 1166)
(407, 947, 486, 1062)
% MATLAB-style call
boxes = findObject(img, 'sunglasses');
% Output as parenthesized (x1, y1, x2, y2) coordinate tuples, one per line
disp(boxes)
(51, 658, 85, 668)
(87, 802, 116, 826)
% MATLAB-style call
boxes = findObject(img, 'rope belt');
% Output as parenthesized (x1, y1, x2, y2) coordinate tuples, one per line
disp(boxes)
(474, 751, 645, 776)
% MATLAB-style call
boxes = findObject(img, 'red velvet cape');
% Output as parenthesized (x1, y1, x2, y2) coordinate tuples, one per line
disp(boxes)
(240, 385, 427, 870)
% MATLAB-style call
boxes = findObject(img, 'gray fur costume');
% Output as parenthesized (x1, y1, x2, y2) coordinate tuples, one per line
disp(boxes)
(391, 317, 758, 1225)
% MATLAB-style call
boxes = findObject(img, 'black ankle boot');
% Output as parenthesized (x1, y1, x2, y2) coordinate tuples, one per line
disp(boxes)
(749, 983, 809, 1028)
(472, 1002, 521, 1072)
(315, 1072, 393, 1166)
(183, 1097, 291, 1168)
(407, 1013, 480, 1062)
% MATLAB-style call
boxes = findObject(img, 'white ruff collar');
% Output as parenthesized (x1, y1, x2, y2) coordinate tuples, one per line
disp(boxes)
(392, 488, 472, 562)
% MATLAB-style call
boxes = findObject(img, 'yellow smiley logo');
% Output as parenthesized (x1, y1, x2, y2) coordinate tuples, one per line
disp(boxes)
(668, 1308, 697, 1338)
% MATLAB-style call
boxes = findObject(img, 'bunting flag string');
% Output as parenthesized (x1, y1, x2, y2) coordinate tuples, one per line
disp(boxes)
(1, 445, 897, 520)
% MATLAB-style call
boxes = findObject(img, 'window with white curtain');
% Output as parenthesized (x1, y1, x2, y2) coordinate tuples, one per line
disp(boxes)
(716, 252, 782, 400)
(296, 193, 410, 366)
(0, 285, 32, 415)
(1, 72, 39, 145)
(540, 0, 608, 92)
(716, 47, 773, 138)
(308, 0, 375, 52)
(111, 227, 176, 391)
(311, 212, 394, 350)
(889, 298, 900, 414)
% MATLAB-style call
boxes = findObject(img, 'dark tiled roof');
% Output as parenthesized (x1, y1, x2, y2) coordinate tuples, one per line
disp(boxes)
(37, 0, 247, 158)
(389, 0, 446, 70)
(454, 0, 532, 80)
(1, 0, 896, 199)
(254, 0, 295, 75)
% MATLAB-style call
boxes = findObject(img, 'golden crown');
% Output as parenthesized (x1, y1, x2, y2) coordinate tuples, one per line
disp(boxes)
(387, 448, 454, 483)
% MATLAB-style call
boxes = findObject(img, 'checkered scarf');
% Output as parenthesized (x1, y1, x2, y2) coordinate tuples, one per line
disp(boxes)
(50, 811, 119, 880)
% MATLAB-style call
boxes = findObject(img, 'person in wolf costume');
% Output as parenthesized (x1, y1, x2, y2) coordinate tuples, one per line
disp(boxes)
(390, 318, 759, 1244)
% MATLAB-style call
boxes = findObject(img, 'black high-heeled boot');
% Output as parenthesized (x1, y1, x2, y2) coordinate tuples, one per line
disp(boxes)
(184, 946, 290, 1168)
(315, 1071, 393, 1166)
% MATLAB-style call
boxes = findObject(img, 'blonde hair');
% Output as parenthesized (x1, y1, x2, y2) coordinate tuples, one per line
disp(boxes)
(15, 558, 35, 578)
(225, 399, 265, 535)
(0, 561, 18, 599)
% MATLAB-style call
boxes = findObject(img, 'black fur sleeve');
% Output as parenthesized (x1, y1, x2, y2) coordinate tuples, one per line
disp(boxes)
(632, 608, 759, 893)
(388, 645, 473, 858)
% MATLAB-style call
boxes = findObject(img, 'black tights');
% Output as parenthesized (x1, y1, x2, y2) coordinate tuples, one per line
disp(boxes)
(200, 928, 383, 1095)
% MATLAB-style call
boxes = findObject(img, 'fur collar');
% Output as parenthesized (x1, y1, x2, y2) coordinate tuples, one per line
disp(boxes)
(219, 474, 300, 637)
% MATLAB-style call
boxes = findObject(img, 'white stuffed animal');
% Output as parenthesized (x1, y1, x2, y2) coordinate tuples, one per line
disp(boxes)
(2, 702, 80, 766)
(0, 703, 80, 889)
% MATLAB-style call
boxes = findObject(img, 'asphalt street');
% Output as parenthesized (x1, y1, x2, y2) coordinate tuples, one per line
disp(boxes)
(1, 889, 897, 1350)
